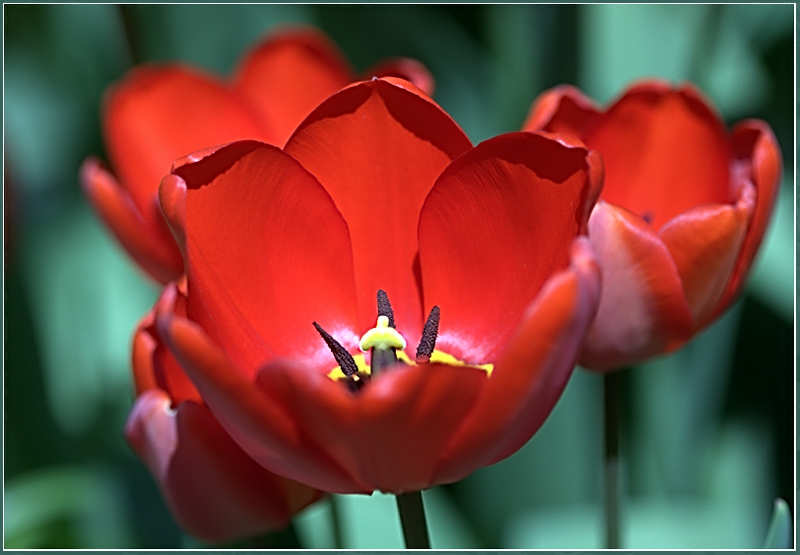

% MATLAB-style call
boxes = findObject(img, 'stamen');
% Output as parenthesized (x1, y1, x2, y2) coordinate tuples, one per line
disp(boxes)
(377, 289, 396, 328)
(313, 322, 359, 377)
(416, 306, 440, 363)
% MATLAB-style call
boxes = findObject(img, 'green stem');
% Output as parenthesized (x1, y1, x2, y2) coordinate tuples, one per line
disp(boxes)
(117, 4, 142, 65)
(245, 522, 302, 548)
(329, 494, 344, 549)
(395, 491, 431, 549)
(603, 371, 621, 549)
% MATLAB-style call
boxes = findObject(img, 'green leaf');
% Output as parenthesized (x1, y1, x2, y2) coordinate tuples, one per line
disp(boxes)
(19, 202, 157, 436)
(127, 5, 311, 73)
(5, 466, 134, 548)
(748, 181, 795, 321)
(762, 498, 793, 549)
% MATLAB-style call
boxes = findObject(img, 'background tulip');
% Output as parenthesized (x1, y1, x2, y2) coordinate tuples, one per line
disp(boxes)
(524, 81, 782, 371)
(80, 26, 434, 284)
(155, 77, 603, 494)
(6, 4, 792, 549)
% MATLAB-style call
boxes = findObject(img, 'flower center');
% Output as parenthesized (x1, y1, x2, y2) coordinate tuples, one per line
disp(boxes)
(313, 290, 492, 393)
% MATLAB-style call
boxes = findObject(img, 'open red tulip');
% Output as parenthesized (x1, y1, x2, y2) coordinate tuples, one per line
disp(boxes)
(81, 26, 434, 284)
(126, 277, 323, 543)
(151, 77, 603, 494)
(524, 80, 782, 371)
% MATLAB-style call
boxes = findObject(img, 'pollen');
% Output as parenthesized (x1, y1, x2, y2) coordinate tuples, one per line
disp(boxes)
(359, 315, 407, 352)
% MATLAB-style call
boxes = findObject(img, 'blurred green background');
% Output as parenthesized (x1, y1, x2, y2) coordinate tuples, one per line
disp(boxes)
(3, 4, 794, 549)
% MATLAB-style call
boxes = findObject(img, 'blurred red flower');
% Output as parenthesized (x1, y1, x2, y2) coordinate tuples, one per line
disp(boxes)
(525, 80, 781, 371)
(126, 278, 323, 543)
(151, 77, 603, 493)
(81, 26, 433, 284)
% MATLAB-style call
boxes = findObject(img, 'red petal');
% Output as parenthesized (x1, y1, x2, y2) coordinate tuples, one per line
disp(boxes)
(522, 85, 602, 136)
(257, 360, 486, 493)
(584, 81, 734, 230)
(432, 237, 601, 483)
(659, 187, 754, 330)
(132, 311, 159, 394)
(579, 203, 693, 371)
(104, 65, 273, 218)
(233, 27, 353, 147)
(285, 78, 472, 336)
(133, 283, 203, 405)
(418, 131, 599, 364)
(362, 58, 436, 97)
(166, 141, 360, 374)
(80, 157, 182, 283)
(157, 310, 359, 493)
(717, 120, 782, 309)
(125, 390, 321, 543)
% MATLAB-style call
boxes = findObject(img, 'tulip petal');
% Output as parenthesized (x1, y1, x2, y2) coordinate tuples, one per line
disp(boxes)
(579, 203, 693, 371)
(362, 58, 436, 97)
(80, 157, 183, 283)
(718, 120, 782, 308)
(125, 390, 320, 543)
(104, 65, 273, 217)
(522, 85, 602, 136)
(583, 82, 734, 230)
(132, 283, 203, 405)
(233, 27, 354, 147)
(132, 312, 159, 394)
(418, 131, 599, 364)
(659, 188, 754, 330)
(285, 78, 472, 336)
(165, 141, 360, 374)
(256, 360, 486, 493)
(432, 237, 600, 483)
(157, 310, 359, 493)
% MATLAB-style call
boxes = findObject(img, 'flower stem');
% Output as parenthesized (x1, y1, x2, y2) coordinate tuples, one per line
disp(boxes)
(329, 494, 344, 549)
(117, 4, 143, 65)
(395, 491, 431, 549)
(245, 522, 302, 548)
(603, 371, 621, 549)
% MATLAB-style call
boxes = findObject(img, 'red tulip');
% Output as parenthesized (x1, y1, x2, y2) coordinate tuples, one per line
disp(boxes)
(524, 80, 781, 371)
(126, 277, 323, 543)
(81, 26, 434, 284)
(151, 77, 603, 494)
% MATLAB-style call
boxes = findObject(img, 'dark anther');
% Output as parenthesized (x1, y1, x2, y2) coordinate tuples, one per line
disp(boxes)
(416, 306, 440, 363)
(377, 289, 396, 328)
(313, 322, 359, 377)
